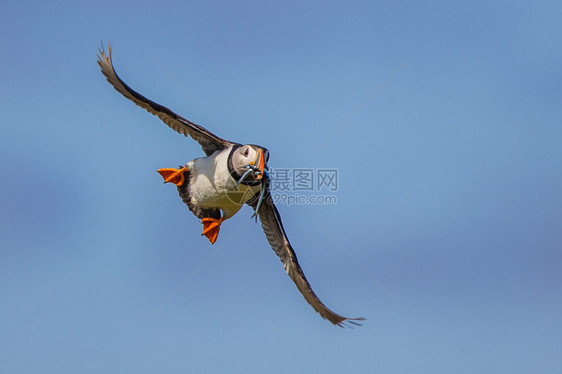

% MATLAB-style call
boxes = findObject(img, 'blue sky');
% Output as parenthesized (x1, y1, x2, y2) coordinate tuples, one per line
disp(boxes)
(1, 1, 561, 372)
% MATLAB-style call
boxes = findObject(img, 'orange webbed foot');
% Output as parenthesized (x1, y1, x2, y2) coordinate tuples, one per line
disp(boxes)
(157, 166, 188, 186)
(201, 217, 225, 244)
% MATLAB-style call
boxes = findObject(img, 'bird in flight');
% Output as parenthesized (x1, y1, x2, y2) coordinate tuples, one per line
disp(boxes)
(97, 45, 363, 327)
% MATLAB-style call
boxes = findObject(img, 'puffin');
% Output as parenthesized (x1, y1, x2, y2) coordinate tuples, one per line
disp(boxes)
(97, 45, 363, 327)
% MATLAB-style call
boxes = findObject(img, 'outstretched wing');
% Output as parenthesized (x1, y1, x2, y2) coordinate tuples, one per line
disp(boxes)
(97, 44, 233, 156)
(248, 189, 364, 327)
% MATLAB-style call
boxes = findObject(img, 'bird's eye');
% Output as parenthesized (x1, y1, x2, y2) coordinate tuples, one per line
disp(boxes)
(243, 148, 249, 156)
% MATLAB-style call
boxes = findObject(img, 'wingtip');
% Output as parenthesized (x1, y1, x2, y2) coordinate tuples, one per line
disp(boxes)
(97, 42, 113, 69)
(98, 41, 112, 55)
(335, 317, 366, 328)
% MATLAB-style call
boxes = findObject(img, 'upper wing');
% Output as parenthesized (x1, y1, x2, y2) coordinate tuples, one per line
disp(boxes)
(248, 189, 364, 327)
(97, 44, 233, 156)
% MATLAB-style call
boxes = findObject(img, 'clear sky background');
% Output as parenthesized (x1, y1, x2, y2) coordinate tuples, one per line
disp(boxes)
(1, 1, 561, 372)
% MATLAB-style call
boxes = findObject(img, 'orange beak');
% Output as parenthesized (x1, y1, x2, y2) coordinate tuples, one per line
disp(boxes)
(250, 149, 265, 180)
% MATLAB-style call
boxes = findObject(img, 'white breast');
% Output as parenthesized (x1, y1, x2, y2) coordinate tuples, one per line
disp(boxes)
(188, 147, 260, 219)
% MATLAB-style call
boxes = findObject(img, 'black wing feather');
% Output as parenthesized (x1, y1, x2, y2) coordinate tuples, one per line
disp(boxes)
(248, 189, 364, 327)
(97, 44, 232, 156)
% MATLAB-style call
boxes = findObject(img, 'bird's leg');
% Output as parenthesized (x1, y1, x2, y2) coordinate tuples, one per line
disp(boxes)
(201, 216, 225, 244)
(157, 165, 189, 186)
